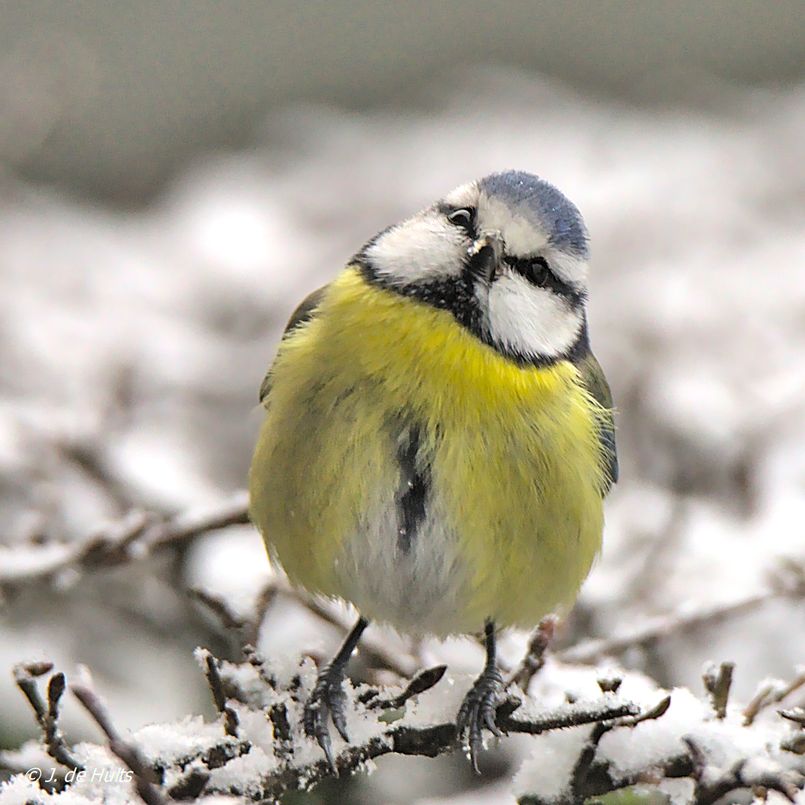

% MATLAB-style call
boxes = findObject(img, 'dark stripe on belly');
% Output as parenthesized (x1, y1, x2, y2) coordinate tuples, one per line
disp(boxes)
(395, 425, 429, 554)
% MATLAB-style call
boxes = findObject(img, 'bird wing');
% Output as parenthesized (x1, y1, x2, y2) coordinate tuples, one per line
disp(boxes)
(258, 284, 329, 404)
(575, 350, 619, 494)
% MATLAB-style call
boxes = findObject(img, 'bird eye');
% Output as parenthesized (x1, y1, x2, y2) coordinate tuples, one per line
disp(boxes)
(447, 208, 474, 228)
(521, 257, 551, 288)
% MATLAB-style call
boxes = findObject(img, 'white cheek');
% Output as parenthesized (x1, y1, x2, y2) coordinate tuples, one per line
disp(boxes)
(487, 272, 582, 359)
(366, 217, 466, 285)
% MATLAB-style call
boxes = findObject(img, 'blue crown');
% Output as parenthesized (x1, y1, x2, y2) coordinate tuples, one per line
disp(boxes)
(479, 171, 589, 258)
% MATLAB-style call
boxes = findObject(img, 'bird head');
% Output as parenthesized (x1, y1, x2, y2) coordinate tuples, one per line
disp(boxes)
(356, 170, 590, 365)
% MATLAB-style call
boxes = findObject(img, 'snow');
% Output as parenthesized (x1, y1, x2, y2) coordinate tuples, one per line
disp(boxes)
(513, 662, 804, 804)
(0, 740, 53, 774)
(3, 655, 803, 804)
(600, 687, 706, 777)
(206, 746, 275, 797)
(135, 715, 228, 764)
(512, 726, 592, 803)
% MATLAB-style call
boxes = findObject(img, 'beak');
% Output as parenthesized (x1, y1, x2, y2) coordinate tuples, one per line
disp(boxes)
(468, 231, 504, 282)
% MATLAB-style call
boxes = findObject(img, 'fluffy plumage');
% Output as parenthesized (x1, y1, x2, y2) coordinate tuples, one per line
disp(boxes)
(251, 171, 616, 639)
(250, 266, 611, 635)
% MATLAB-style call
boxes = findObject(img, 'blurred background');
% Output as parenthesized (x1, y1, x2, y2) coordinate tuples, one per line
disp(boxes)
(1, 2, 804, 802)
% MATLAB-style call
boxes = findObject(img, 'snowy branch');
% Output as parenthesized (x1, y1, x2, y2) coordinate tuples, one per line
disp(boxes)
(557, 565, 805, 666)
(3, 645, 804, 804)
(0, 493, 250, 588)
(71, 683, 166, 805)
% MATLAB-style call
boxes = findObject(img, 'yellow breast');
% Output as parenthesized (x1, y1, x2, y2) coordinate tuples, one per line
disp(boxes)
(249, 267, 607, 633)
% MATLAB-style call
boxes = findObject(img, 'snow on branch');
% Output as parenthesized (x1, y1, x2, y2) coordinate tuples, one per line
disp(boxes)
(2, 646, 804, 804)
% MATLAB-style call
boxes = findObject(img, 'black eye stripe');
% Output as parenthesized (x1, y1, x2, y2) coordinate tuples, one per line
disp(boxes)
(506, 256, 584, 305)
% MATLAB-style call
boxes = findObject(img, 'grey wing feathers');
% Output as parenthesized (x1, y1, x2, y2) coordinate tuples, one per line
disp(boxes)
(258, 284, 329, 404)
(576, 351, 619, 494)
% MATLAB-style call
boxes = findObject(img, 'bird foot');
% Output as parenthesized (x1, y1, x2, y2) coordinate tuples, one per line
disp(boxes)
(303, 663, 351, 773)
(456, 664, 504, 772)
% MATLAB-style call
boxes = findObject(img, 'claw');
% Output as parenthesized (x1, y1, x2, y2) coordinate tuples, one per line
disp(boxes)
(303, 666, 350, 773)
(331, 699, 350, 743)
(300, 616, 369, 774)
(484, 702, 502, 737)
(456, 665, 504, 773)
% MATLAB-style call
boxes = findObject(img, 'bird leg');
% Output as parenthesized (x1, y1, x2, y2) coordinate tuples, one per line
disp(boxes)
(303, 616, 368, 772)
(456, 619, 504, 772)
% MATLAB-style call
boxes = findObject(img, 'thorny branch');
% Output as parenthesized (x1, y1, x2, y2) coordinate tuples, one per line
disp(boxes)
(244, 696, 642, 801)
(9, 656, 642, 802)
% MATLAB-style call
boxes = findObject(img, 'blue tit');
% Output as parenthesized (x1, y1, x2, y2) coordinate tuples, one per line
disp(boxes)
(249, 170, 618, 771)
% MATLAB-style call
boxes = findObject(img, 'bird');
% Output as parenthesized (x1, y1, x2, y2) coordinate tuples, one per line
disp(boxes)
(249, 170, 617, 772)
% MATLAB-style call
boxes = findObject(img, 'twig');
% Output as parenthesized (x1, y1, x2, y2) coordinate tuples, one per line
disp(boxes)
(247, 582, 280, 646)
(559, 590, 790, 665)
(781, 733, 805, 754)
(189, 587, 248, 632)
(167, 768, 211, 800)
(504, 698, 641, 735)
(507, 615, 558, 691)
(780, 707, 805, 726)
(626, 498, 689, 607)
(55, 439, 135, 515)
(13, 663, 83, 772)
(243, 644, 277, 689)
(363, 665, 447, 710)
(199, 650, 240, 737)
(684, 736, 799, 804)
(703, 661, 734, 719)
(0, 492, 250, 588)
(71, 682, 165, 805)
(744, 668, 805, 726)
